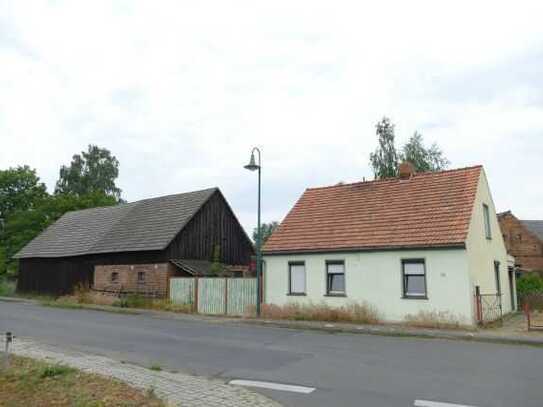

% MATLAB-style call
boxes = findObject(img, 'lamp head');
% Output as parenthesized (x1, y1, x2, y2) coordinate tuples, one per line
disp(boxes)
(244, 152, 260, 171)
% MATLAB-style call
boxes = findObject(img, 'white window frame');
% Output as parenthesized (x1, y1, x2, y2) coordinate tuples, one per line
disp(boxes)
(326, 260, 346, 296)
(288, 262, 306, 295)
(402, 259, 427, 299)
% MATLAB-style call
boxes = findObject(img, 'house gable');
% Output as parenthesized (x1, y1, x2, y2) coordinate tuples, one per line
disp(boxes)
(465, 169, 514, 312)
(498, 212, 543, 272)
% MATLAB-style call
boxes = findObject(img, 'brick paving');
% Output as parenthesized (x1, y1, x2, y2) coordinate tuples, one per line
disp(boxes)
(10, 338, 281, 407)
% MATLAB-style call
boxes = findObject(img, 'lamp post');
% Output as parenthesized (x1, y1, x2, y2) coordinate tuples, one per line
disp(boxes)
(244, 147, 262, 317)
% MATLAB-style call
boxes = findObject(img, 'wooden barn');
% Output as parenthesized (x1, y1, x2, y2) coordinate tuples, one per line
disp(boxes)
(15, 188, 254, 296)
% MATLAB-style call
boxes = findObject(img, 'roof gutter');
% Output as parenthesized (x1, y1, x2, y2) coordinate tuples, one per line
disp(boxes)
(262, 243, 466, 256)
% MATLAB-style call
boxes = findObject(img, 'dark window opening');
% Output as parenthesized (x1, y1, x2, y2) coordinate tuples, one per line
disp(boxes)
(326, 261, 345, 295)
(483, 204, 492, 239)
(111, 272, 119, 282)
(138, 271, 145, 283)
(402, 259, 427, 298)
(494, 261, 501, 295)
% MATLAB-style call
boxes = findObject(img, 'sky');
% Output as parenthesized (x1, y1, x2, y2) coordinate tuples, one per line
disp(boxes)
(1, 1, 542, 235)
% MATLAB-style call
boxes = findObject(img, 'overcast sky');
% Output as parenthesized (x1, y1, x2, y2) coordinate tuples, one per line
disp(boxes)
(1, 1, 542, 235)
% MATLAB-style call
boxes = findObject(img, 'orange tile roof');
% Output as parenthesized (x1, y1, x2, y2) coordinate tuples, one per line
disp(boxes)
(263, 166, 482, 254)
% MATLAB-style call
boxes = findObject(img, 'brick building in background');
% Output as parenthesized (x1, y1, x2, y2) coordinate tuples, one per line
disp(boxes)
(498, 211, 543, 273)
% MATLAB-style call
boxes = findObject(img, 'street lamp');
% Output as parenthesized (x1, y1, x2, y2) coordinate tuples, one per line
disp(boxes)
(244, 147, 262, 317)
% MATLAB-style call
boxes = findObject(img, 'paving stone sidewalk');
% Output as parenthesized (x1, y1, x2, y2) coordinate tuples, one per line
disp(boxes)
(10, 337, 281, 407)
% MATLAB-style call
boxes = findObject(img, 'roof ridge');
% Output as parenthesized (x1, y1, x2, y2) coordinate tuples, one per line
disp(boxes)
(134, 187, 219, 205)
(57, 187, 219, 216)
(306, 165, 483, 191)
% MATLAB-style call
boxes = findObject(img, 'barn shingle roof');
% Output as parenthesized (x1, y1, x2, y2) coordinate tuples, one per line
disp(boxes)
(263, 166, 482, 254)
(15, 188, 218, 259)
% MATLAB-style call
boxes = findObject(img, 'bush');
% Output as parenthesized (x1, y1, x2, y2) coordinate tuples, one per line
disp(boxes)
(517, 273, 543, 297)
(0, 278, 15, 297)
(249, 301, 380, 324)
(39, 364, 75, 378)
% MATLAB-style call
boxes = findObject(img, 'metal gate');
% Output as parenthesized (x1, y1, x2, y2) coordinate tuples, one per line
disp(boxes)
(170, 277, 257, 316)
(475, 292, 503, 325)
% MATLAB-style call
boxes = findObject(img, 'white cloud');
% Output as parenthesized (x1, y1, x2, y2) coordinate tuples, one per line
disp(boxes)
(1, 0, 542, 234)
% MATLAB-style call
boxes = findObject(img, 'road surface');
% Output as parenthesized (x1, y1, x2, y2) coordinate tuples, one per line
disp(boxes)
(0, 301, 541, 407)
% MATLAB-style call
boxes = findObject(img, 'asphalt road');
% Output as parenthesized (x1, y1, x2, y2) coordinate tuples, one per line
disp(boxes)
(1, 301, 541, 407)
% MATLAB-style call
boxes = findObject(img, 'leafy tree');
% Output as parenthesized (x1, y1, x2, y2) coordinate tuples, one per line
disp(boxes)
(369, 117, 399, 179)
(369, 118, 449, 179)
(0, 166, 47, 223)
(1, 191, 117, 276)
(401, 132, 449, 172)
(210, 244, 223, 275)
(55, 145, 122, 201)
(253, 221, 279, 245)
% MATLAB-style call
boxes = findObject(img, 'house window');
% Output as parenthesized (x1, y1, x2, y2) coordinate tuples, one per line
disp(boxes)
(138, 272, 145, 283)
(111, 272, 119, 282)
(483, 204, 492, 239)
(494, 261, 501, 295)
(288, 262, 306, 295)
(402, 259, 427, 298)
(326, 261, 345, 295)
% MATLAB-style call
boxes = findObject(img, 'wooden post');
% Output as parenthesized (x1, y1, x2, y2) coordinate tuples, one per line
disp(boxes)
(3, 332, 12, 370)
(224, 278, 228, 315)
(524, 302, 531, 331)
(474, 286, 482, 325)
(194, 277, 199, 313)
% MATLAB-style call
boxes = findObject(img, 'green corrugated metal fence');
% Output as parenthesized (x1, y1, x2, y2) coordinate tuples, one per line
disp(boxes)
(198, 278, 226, 315)
(169, 277, 257, 316)
(227, 278, 257, 316)
(170, 278, 195, 305)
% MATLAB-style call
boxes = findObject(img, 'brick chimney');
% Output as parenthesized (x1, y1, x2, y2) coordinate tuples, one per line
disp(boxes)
(398, 161, 416, 179)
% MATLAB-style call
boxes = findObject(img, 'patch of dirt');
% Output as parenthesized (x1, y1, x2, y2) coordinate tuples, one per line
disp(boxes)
(0, 356, 165, 407)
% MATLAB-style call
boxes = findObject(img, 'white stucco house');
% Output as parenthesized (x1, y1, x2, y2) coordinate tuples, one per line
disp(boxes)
(262, 163, 516, 326)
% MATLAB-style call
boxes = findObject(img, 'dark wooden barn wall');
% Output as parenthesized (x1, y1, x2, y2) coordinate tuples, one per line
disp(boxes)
(166, 191, 254, 265)
(17, 190, 254, 295)
(17, 250, 165, 295)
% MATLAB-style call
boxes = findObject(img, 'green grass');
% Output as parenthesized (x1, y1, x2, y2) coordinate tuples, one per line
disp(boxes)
(149, 364, 162, 371)
(39, 364, 76, 378)
(41, 299, 140, 314)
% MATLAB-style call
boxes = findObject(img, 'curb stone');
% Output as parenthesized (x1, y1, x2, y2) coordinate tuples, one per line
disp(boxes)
(2, 296, 541, 347)
(10, 337, 281, 407)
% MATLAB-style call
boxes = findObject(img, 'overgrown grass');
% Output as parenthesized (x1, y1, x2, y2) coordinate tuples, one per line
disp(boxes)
(404, 310, 466, 330)
(248, 301, 381, 324)
(0, 278, 16, 297)
(45, 286, 194, 315)
(0, 355, 165, 406)
(113, 294, 193, 313)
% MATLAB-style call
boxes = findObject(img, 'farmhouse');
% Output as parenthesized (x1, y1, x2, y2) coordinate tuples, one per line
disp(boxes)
(15, 188, 254, 296)
(263, 164, 516, 326)
(498, 211, 543, 273)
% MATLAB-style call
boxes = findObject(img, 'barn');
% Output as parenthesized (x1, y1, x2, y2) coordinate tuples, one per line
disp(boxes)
(15, 188, 254, 296)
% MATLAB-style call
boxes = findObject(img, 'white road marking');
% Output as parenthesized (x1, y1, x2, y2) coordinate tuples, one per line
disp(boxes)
(414, 400, 478, 407)
(229, 379, 316, 394)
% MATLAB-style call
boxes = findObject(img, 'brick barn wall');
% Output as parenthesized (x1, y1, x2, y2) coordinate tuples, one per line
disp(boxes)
(498, 213, 543, 272)
(94, 263, 181, 297)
